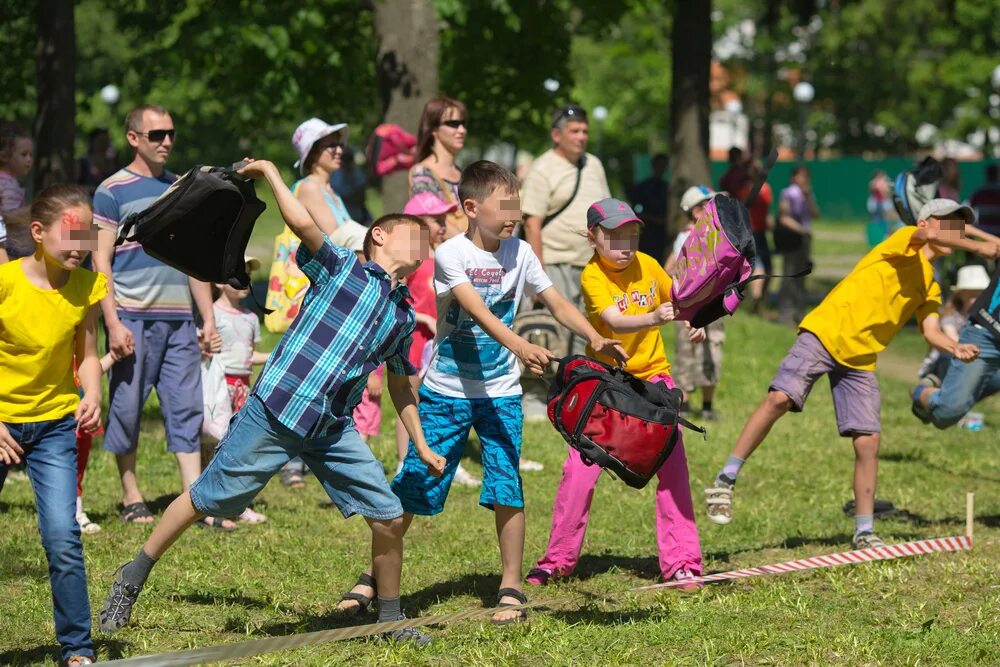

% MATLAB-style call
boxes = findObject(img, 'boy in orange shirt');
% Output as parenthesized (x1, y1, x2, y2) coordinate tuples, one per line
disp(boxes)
(704, 199, 997, 548)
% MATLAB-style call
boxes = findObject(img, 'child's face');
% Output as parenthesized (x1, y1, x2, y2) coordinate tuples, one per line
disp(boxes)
(8, 137, 33, 176)
(590, 222, 640, 269)
(466, 188, 521, 241)
(32, 205, 99, 270)
(920, 214, 965, 255)
(422, 214, 447, 247)
(221, 283, 249, 300)
(382, 222, 431, 277)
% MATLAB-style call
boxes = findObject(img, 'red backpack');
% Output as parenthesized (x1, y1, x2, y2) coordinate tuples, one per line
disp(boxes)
(547, 356, 705, 489)
(365, 123, 416, 177)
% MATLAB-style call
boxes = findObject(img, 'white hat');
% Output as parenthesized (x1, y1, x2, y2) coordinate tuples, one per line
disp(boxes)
(917, 198, 975, 225)
(292, 118, 349, 175)
(330, 219, 368, 253)
(244, 255, 261, 273)
(955, 265, 990, 292)
(680, 185, 716, 212)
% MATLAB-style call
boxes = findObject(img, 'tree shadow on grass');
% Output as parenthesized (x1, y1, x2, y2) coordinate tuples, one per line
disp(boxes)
(0, 638, 130, 666)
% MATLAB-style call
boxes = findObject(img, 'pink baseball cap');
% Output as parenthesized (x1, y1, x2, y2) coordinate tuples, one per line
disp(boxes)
(403, 192, 458, 217)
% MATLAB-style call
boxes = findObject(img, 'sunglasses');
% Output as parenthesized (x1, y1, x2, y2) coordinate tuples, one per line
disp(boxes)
(440, 119, 467, 130)
(552, 106, 587, 127)
(135, 129, 176, 143)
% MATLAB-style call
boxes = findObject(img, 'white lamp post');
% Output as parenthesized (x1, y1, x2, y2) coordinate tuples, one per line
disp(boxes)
(100, 84, 120, 106)
(543, 78, 560, 93)
(792, 81, 815, 161)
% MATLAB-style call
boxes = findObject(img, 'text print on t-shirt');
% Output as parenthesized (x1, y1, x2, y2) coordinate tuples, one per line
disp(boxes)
(440, 267, 515, 382)
(613, 281, 659, 313)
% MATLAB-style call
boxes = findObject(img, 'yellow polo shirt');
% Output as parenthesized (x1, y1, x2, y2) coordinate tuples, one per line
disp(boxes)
(799, 226, 941, 370)
(0, 260, 107, 422)
(581, 251, 672, 379)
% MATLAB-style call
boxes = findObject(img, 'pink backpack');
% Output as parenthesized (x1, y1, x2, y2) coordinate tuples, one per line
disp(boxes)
(366, 124, 416, 177)
(670, 194, 758, 327)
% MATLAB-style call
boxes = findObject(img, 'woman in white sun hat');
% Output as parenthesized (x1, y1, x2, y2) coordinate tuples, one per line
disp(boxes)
(290, 118, 369, 247)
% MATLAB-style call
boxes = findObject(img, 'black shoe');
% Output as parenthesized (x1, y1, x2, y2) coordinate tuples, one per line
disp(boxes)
(380, 615, 432, 646)
(99, 564, 143, 632)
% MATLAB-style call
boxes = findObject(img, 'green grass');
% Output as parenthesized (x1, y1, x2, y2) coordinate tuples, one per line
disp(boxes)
(3, 313, 999, 666)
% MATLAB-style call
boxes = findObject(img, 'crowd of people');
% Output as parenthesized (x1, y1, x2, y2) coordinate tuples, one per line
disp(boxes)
(2, 101, 999, 665)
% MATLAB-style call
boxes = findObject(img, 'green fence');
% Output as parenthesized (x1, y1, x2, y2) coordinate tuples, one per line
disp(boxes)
(630, 156, 997, 220)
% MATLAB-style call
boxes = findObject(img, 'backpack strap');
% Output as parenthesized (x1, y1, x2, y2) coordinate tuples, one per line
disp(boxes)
(542, 155, 587, 229)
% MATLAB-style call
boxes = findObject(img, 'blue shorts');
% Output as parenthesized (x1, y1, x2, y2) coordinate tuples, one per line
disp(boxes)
(104, 318, 203, 455)
(391, 387, 523, 515)
(190, 396, 403, 520)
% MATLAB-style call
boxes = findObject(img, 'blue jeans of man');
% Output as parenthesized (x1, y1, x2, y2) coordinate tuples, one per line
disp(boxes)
(928, 324, 1000, 428)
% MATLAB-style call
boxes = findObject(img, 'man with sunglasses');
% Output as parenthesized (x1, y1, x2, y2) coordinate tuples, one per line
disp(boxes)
(521, 105, 611, 357)
(93, 104, 229, 529)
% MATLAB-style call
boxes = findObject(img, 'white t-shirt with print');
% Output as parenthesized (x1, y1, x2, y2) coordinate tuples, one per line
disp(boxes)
(214, 304, 261, 376)
(424, 234, 553, 399)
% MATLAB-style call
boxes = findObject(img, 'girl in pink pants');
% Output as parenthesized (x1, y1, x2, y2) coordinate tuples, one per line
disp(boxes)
(527, 197, 705, 586)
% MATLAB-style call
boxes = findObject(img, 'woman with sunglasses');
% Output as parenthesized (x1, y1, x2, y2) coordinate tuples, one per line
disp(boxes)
(409, 97, 469, 239)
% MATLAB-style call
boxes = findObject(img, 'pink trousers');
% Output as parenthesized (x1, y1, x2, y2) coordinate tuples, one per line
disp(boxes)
(534, 373, 702, 579)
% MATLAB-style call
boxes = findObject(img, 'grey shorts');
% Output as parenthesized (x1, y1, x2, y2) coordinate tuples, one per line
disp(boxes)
(770, 331, 881, 436)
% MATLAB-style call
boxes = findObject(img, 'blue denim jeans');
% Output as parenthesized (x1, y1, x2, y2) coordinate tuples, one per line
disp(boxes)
(928, 324, 1000, 429)
(0, 416, 94, 662)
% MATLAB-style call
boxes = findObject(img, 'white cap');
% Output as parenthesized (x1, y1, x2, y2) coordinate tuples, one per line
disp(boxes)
(917, 198, 974, 225)
(955, 265, 990, 292)
(292, 118, 349, 175)
(330, 220, 368, 253)
(680, 185, 716, 212)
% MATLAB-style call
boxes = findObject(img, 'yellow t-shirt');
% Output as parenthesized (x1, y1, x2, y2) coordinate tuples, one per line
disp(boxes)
(0, 260, 108, 422)
(580, 251, 672, 379)
(799, 226, 941, 371)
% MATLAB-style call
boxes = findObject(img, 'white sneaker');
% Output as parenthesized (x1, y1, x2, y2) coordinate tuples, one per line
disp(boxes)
(76, 511, 102, 534)
(452, 464, 481, 487)
(519, 458, 544, 472)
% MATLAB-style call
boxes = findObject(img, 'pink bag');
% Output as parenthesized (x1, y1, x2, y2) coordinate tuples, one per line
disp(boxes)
(670, 195, 757, 327)
(366, 124, 416, 177)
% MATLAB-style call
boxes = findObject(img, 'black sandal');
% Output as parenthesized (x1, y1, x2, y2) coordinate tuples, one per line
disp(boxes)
(338, 572, 377, 616)
(491, 587, 528, 626)
(196, 516, 237, 532)
(119, 501, 153, 524)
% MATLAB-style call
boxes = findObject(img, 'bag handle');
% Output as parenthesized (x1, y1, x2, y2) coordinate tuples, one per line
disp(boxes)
(744, 148, 778, 208)
(542, 155, 587, 229)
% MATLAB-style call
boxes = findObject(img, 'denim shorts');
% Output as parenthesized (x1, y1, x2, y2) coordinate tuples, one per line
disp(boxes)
(391, 387, 523, 515)
(190, 396, 403, 520)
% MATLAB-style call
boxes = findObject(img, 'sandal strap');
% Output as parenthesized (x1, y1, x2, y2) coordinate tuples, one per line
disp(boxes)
(357, 572, 377, 589)
(497, 587, 527, 605)
(340, 592, 372, 610)
(706, 498, 732, 506)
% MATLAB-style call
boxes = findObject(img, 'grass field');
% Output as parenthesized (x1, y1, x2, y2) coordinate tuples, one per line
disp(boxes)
(2, 311, 999, 665)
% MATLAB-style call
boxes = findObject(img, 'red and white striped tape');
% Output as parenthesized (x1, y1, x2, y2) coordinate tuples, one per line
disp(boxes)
(633, 535, 974, 592)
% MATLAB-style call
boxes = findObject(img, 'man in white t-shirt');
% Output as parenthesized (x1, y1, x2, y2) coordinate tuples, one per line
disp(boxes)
(521, 105, 611, 355)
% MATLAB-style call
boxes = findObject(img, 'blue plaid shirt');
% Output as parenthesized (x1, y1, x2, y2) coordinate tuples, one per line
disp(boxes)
(253, 238, 416, 438)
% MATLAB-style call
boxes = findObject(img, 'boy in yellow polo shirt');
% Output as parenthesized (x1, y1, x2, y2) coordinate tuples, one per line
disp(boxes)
(704, 199, 996, 548)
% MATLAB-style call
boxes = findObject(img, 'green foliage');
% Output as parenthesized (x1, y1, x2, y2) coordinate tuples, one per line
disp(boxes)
(0, 0, 36, 126)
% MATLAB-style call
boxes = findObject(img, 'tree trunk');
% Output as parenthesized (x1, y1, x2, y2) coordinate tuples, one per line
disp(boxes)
(374, 0, 439, 215)
(34, 0, 76, 191)
(667, 0, 711, 238)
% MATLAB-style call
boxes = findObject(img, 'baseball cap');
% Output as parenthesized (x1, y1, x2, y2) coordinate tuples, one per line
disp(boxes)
(330, 219, 368, 253)
(680, 185, 716, 213)
(244, 255, 261, 273)
(918, 198, 975, 225)
(551, 105, 588, 128)
(955, 265, 990, 292)
(587, 198, 643, 230)
(292, 118, 349, 175)
(403, 192, 457, 217)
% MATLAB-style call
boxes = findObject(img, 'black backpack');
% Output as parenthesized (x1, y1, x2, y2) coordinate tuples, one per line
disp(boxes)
(116, 162, 265, 289)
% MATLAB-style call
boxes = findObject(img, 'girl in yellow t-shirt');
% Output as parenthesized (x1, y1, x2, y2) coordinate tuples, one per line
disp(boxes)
(527, 198, 707, 589)
(0, 184, 106, 667)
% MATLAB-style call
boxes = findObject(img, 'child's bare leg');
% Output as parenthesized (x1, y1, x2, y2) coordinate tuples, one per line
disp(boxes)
(337, 512, 414, 612)
(851, 433, 880, 535)
(116, 451, 151, 521)
(492, 505, 526, 623)
(727, 390, 793, 466)
(143, 490, 204, 559)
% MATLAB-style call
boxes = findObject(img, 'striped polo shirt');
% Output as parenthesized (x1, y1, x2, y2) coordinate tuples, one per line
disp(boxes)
(93, 168, 193, 320)
(253, 238, 417, 438)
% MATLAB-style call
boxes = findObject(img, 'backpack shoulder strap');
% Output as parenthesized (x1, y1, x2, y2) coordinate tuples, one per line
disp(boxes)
(542, 155, 587, 228)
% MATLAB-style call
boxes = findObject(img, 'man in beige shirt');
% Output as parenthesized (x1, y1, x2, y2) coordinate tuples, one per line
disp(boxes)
(522, 105, 611, 355)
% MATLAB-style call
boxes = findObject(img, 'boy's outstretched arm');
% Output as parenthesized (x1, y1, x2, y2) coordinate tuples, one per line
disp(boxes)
(537, 287, 628, 365)
(238, 159, 324, 254)
(386, 372, 445, 477)
(450, 283, 554, 375)
(913, 227, 1000, 260)
(964, 224, 1000, 246)
(920, 315, 979, 362)
(600, 302, 674, 334)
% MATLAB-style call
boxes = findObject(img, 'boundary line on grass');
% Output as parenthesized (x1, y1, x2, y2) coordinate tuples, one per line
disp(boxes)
(96, 533, 974, 666)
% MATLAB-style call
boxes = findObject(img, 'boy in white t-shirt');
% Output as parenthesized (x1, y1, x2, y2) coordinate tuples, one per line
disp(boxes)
(339, 161, 626, 625)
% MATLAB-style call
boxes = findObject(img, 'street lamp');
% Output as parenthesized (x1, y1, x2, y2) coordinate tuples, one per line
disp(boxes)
(792, 81, 815, 162)
(592, 106, 608, 159)
(100, 84, 120, 106)
(543, 78, 560, 93)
